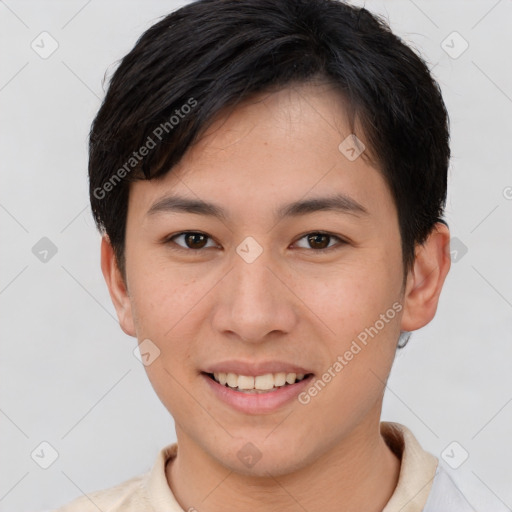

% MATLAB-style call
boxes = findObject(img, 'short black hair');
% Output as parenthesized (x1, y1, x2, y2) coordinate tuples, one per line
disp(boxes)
(89, 0, 450, 290)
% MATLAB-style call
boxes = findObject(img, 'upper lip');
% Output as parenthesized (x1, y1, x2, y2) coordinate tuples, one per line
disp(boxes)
(203, 360, 314, 377)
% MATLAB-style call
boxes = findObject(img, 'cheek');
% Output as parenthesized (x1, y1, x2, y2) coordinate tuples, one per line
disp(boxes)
(292, 254, 402, 387)
(127, 250, 201, 332)
(292, 257, 397, 332)
(126, 265, 202, 383)
(298, 274, 400, 428)
(129, 267, 204, 415)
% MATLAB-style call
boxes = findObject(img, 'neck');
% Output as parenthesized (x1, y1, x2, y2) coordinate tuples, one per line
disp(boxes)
(166, 419, 401, 512)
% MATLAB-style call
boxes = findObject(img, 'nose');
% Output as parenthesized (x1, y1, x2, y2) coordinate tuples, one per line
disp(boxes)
(211, 246, 298, 344)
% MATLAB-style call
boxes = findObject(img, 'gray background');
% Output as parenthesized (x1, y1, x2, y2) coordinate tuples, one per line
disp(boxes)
(1, 0, 511, 511)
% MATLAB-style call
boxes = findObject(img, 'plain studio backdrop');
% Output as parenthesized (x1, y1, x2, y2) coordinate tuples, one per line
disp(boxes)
(1, 1, 511, 511)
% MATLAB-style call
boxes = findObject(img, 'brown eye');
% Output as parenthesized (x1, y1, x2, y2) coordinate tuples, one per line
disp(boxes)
(307, 233, 330, 249)
(185, 233, 208, 249)
(168, 232, 215, 250)
(294, 232, 346, 251)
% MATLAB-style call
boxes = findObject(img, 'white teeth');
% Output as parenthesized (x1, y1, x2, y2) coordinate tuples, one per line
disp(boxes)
(274, 372, 287, 387)
(211, 371, 308, 391)
(285, 372, 297, 384)
(254, 374, 274, 390)
(238, 375, 255, 390)
(226, 373, 238, 388)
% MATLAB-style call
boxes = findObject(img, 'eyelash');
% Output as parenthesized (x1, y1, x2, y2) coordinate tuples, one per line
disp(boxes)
(163, 231, 348, 253)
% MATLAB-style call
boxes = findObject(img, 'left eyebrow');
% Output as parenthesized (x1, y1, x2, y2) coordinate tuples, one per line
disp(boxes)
(276, 193, 369, 219)
(145, 192, 369, 220)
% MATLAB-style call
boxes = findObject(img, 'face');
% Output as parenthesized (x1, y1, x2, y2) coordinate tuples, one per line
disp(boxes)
(113, 83, 410, 475)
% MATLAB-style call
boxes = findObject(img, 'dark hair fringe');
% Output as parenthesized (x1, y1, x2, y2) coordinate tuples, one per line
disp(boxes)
(88, 0, 450, 291)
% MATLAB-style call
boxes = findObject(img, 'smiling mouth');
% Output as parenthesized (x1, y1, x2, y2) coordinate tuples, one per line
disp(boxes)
(202, 371, 314, 393)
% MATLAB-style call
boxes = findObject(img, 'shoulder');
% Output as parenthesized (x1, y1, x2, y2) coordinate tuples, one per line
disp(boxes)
(52, 473, 150, 512)
(52, 443, 179, 512)
(424, 465, 477, 512)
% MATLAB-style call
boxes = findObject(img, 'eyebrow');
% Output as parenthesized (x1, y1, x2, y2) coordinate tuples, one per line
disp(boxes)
(146, 193, 369, 221)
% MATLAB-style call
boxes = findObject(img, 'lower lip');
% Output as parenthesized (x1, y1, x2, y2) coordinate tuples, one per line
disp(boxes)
(201, 373, 314, 414)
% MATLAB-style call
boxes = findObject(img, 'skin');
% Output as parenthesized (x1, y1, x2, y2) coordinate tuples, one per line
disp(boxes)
(101, 82, 451, 512)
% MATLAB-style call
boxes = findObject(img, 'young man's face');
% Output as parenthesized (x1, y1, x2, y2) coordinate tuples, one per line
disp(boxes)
(104, 83, 442, 476)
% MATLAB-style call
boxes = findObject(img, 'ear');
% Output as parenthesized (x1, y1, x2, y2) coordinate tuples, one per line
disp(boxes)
(100, 235, 136, 337)
(400, 222, 451, 332)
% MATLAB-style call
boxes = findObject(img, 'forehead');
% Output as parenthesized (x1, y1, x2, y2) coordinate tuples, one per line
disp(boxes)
(127, 83, 395, 227)
(186, 82, 358, 163)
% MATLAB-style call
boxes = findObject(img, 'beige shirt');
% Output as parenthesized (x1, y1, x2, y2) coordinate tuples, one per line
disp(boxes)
(54, 422, 441, 512)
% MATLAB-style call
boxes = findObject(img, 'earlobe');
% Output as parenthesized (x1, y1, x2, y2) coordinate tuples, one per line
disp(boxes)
(400, 222, 451, 332)
(100, 235, 136, 337)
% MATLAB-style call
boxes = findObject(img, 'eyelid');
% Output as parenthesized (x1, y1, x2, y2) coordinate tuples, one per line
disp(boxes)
(163, 230, 349, 252)
(164, 231, 219, 250)
(292, 231, 348, 251)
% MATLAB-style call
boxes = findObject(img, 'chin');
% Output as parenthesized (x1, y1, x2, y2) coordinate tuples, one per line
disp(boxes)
(209, 435, 312, 478)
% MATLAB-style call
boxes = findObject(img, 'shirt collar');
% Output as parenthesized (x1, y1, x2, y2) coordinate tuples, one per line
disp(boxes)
(381, 421, 439, 512)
